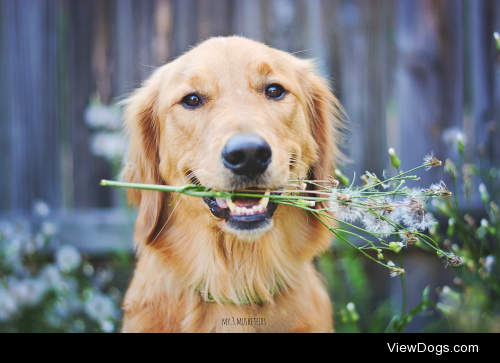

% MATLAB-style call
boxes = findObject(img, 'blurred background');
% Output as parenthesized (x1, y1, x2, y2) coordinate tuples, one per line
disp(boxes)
(1, 0, 499, 332)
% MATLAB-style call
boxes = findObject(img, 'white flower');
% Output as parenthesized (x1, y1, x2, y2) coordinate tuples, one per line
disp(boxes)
(0, 222, 15, 240)
(90, 132, 126, 162)
(386, 261, 404, 277)
(100, 320, 115, 333)
(84, 104, 122, 129)
(481, 255, 495, 272)
(32, 200, 50, 217)
(56, 245, 81, 273)
(85, 294, 117, 322)
(40, 265, 64, 288)
(9, 278, 47, 307)
(54, 296, 82, 318)
(442, 127, 466, 148)
(0, 289, 17, 321)
(41, 222, 58, 237)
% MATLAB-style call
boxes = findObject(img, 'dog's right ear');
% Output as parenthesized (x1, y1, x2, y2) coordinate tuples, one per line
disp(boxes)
(122, 69, 165, 245)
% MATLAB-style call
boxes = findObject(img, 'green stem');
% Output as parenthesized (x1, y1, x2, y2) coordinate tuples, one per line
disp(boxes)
(399, 252, 407, 320)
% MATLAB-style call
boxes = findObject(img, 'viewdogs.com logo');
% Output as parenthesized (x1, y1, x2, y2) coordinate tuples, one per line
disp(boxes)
(388, 343, 478, 355)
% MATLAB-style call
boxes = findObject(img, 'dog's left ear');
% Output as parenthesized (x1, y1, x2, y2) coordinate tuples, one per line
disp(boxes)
(122, 68, 166, 246)
(298, 61, 345, 189)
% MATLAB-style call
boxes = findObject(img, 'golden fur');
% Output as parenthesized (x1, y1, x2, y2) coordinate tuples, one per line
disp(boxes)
(121, 36, 343, 332)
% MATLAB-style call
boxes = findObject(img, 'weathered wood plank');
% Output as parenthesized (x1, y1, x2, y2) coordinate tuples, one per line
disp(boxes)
(68, 0, 113, 209)
(171, 0, 199, 58)
(395, 0, 464, 187)
(0, 0, 61, 212)
(471, 0, 499, 167)
(233, 0, 263, 41)
(336, 0, 389, 181)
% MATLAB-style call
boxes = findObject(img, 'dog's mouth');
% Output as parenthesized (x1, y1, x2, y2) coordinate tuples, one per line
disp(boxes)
(186, 171, 280, 231)
(202, 189, 279, 231)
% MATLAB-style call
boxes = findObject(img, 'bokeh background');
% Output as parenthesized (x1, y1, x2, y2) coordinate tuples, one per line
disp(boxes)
(1, 0, 499, 332)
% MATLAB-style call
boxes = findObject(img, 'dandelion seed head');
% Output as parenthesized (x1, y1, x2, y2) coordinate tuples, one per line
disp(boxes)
(429, 181, 452, 198)
(328, 201, 363, 223)
(423, 152, 442, 170)
(397, 197, 436, 231)
(440, 251, 464, 268)
(406, 187, 426, 199)
(386, 261, 404, 277)
(402, 229, 419, 245)
(361, 212, 395, 238)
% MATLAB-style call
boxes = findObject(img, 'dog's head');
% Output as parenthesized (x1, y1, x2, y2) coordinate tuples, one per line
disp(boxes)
(123, 36, 343, 244)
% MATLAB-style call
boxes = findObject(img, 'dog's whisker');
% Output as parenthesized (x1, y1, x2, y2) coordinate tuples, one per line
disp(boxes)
(140, 63, 159, 69)
(290, 49, 311, 55)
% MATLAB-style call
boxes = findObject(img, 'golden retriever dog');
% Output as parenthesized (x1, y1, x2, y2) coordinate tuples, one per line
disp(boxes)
(121, 36, 343, 332)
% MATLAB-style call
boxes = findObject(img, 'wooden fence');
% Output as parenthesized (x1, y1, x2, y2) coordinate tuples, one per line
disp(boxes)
(1, 0, 499, 212)
(1, 0, 500, 332)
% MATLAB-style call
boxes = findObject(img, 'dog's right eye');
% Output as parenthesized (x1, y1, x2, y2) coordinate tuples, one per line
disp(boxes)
(181, 94, 202, 108)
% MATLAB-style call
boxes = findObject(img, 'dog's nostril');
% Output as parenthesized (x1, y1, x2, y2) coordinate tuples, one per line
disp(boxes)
(255, 148, 271, 164)
(225, 150, 246, 166)
(222, 134, 272, 177)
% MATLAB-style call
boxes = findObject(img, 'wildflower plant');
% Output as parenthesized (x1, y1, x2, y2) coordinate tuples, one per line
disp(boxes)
(0, 202, 124, 333)
(102, 148, 461, 332)
(429, 137, 500, 332)
(102, 148, 457, 278)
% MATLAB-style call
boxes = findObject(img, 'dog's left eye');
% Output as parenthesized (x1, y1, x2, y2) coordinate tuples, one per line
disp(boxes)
(265, 84, 285, 99)
(182, 94, 202, 107)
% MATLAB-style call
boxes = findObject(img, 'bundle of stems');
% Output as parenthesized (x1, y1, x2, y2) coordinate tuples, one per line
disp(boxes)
(101, 148, 461, 277)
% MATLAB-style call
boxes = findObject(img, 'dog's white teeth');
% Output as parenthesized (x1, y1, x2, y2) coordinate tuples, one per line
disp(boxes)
(258, 190, 271, 209)
(229, 190, 271, 216)
(226, 198, 236, 212)
(231, 204, 267, 216)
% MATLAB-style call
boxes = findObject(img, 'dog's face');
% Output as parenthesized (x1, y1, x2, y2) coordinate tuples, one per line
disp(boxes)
(123, 36, 341, 243)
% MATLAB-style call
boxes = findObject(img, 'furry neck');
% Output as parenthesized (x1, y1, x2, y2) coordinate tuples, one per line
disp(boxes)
(139, 203, 330, 304)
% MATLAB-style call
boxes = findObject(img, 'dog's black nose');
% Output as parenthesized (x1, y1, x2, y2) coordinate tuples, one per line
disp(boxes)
(222, 134, 272, 177)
